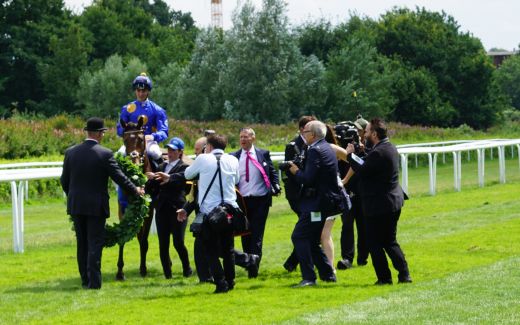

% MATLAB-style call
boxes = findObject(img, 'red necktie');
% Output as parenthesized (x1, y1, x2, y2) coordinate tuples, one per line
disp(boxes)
(246, 151, 271, 188)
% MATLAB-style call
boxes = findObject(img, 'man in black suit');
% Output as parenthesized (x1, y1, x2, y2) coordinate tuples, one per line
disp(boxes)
(346, 118, 411, 285)
(231, 127, 280, 278)
(146, 137, 192, 279)
(288, 120, 343, 287)
(61, 117, 144, 289)
(282, 116, 315, 272)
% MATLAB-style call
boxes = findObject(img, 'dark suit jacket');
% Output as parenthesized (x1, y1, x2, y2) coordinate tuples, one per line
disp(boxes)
(60, 139, 138, 218)
(147, 159, 188, 212)
(347, 138, 404, 217)
(231, 146, 279, 205)
(283, 135, 306, 201)
(294, 138, 343, 216)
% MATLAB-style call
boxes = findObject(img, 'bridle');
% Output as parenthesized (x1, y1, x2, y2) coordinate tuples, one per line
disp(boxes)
(123, 128, 146, 166)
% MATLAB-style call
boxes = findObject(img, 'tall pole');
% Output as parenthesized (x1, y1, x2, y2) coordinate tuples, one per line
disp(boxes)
(211, 0, 223, 29)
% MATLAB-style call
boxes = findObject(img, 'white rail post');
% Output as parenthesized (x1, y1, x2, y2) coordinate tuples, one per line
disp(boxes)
(477, 148, 485, 187)
(400, 154, 409, 194)
(428, 153, 437, 195)
(11, 181, 24, 253)
(517, 144, 520, 172)
(498, 146, 506, 184)
(458, 151, 462, 191)
(452, 151, 461, 191)
(18, 181, 25, 253)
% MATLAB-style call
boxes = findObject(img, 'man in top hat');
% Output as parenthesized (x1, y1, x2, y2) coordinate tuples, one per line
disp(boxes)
(61, 117, 145, 289)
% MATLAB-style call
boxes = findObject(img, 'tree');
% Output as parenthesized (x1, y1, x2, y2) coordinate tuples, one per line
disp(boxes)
(389, 62, 455, 126)
(153, 62, 184, 115)
(374, 7, 498, 128)
(176, 28, 227, 120)
(324, 37, 395, 121)
(38, 22, 92, 115)
(220, 0, 325, 123)
(0, 0, 71, 114)
(76, 55, 147, 118)
(494, 54, 520, 110)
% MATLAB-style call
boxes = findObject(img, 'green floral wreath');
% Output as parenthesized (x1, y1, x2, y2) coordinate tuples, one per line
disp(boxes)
(103, 153, 150, 248)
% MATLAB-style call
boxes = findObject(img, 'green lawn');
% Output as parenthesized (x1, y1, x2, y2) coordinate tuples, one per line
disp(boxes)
(1, 161, 520, 324)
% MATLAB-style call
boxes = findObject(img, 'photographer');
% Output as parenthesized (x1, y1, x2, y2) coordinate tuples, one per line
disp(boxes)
(177, 134, 239, 293)
(345, 118, 411, 285)
(335, 115, 369, 270)
(287, 121, 343, 287)
(281, 115, 315, 272)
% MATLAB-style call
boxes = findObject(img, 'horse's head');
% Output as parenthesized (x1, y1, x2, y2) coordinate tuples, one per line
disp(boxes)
(121, 115, 146, 165)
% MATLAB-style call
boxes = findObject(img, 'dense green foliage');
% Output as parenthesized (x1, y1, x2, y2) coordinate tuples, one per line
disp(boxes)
(1, 0, 197, 117)
(1, 0, 518, 128)
(1, 181, 520, 323)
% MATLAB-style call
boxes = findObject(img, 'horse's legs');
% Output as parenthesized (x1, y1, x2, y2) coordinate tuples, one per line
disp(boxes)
(137, 206, 154, 277)
(116, 203, 125, 281)
(116, 244, 126, 280)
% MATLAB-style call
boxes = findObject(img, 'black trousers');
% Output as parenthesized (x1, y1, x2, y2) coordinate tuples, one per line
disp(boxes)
(73, 214, 105, 289)
(155, 205, 190, 277)
(203, 224, 235, 286)
(340, 195, 368, 264)
(291, 212, 334, 282)
(284, 198, 300, 268)
(365, 209, 410, 282)
(241, 195, 270, 261)
(194, 235, 212, 281)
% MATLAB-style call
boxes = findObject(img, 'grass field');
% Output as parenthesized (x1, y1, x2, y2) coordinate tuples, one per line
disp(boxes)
(1, 160, 520, 324)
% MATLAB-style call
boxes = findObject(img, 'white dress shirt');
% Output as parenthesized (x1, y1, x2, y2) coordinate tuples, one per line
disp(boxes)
(164, 159, 179, 173)
(238, 145, 269, 197)
(184, 149, 239, 214)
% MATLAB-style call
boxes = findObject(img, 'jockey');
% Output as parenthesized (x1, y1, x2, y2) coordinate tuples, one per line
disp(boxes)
(116, 72, 168, 161)
(117, 73, 169, 210)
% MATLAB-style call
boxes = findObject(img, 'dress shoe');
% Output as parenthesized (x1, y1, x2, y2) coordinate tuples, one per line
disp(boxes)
(247, 254, 260, 278)
(336, 259, 353, 270)
(283, 261, 296, 273)
(227, 280, 235, 291)
(293, 280, 316, 288)
(357, 260, 368, 266)
(398, 275, 413, 283)
(214, 280, 229, 294)
(183, 267, 193, 278)
(321, 275, 337, 283)
(374, 279, 393, 285)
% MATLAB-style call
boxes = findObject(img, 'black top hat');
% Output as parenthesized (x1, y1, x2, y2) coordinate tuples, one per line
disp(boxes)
(84, 117, 108, 131)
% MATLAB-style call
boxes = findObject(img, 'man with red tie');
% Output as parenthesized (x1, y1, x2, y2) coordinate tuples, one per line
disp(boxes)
(232, 128, 280, 278)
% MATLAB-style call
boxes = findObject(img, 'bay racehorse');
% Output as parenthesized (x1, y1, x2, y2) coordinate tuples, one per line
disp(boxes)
(116, 115, 157, 280)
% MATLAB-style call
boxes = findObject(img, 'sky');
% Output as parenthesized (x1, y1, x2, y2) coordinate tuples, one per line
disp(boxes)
(64, 0, 520, 51)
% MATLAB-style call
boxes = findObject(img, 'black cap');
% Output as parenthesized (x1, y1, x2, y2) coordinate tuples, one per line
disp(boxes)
(84, 117, 108, 131)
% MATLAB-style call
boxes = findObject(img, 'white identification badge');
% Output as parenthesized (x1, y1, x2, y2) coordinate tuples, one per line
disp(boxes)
(351, 153, 364, 165)
(311, 211, 321, 222)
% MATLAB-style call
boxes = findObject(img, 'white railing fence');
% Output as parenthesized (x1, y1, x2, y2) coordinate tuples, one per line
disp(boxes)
(1, 139, 520, 253)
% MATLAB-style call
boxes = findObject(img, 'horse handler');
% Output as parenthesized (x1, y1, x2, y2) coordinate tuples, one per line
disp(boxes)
(61, 117, 144, 289)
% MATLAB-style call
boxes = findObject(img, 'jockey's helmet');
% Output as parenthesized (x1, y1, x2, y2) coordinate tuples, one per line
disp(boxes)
(132, 73, 152, 90)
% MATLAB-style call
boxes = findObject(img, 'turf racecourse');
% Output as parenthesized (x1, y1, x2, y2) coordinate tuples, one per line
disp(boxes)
(1, 162, 520, 324)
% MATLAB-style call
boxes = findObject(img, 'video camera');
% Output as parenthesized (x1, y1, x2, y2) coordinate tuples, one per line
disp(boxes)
(279, 142, 305, 172)
(334, 121, 360, 150)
